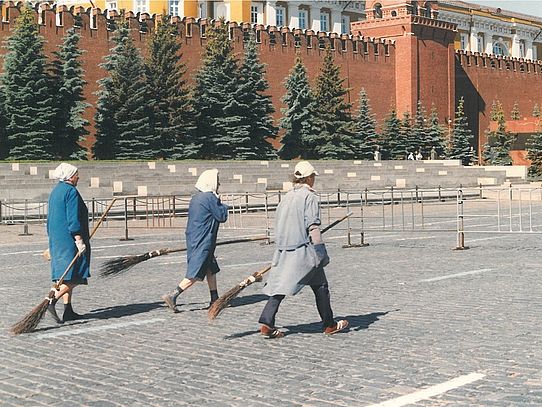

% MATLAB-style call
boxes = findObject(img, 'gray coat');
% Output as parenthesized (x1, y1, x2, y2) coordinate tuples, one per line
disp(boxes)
(262, 185, 327, 296)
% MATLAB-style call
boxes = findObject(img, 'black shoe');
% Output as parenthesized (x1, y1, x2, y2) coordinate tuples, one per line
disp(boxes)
(63, 303, 84, 322)
(161, 292, 178, 312)
(47, 300, 63, 324)
(63, 309, 84, 322)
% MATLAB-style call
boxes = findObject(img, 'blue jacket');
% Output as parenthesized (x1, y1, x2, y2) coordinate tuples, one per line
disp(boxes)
(47, 182, 90, 282)
(185, 191, 228, 279)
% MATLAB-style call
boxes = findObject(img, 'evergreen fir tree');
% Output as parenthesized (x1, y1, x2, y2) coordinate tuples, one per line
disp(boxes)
(192, 20, 243, 159)
(447, 97, 474, 166)
(379, 107, 401, 160)
(2, 6, 55, 160)
(426, 106, 447, 158)
(489, 100, 499, 121)
(50, 28, 88, 160)
(231, 33, 277, 159)
(411, 100, 432, 156)
(532, 103, 540, 118)
(310, 47, 356, 159)
(93, 70, 118, 159)
(482, 103, 514, 165)
(145, 15, 196, 159)
(94, 21, 154, 160)
(352, 88, 377, 160)
(398, 111, 414, 159)
(309, 47, 356, 159)
(278, 56, 317, 160)
(0, 87, 6, 159)
(526, 127, 542, 177)
(511, 101, 521, 120)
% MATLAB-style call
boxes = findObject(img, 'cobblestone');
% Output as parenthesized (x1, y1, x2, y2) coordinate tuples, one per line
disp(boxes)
(1, 206, 541, 406)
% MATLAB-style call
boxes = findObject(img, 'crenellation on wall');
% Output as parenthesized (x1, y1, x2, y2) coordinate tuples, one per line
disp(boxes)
(457, 49, 542, 75)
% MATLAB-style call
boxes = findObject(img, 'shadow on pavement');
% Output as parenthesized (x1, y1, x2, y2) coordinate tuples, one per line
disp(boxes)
(229, 294, 268, 308)
(31, 319, 92, 333)
(85, 301, 165, 319)
(285, 309, 398, 335)
(223, 310, 399, 340)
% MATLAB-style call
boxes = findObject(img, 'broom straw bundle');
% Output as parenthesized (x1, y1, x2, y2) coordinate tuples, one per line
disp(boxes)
(208, 212, 352, 320)
(99, 235, 269, 278)
(10, 198, 117, 335)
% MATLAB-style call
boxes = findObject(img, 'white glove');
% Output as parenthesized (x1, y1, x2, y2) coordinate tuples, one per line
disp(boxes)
(75, 239, 86, 254)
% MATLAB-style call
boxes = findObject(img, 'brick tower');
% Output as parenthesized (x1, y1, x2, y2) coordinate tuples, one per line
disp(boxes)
(351, 1, 457, 123)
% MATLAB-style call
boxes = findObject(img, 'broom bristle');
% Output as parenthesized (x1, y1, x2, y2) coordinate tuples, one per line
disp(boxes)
(99, 254, 148, 277)
(10, 298, 50, 335)
(208, 284, 244, 320)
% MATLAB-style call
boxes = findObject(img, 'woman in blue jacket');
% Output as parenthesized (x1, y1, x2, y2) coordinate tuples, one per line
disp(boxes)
(162, 169, 229, 311)
(47, 163, 90, 323)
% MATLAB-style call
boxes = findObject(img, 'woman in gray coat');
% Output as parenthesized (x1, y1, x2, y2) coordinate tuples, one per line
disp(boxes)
(258, 161, 348, 338)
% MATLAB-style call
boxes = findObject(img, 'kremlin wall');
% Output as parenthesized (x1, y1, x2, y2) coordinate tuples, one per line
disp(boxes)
(0, 2, 541, 162)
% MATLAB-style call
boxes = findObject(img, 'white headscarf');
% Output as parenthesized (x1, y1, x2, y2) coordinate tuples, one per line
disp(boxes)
(195, 169, 219, 194)
(53, 163, 78, 181)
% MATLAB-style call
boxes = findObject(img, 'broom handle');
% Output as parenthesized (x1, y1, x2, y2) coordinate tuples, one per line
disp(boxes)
(161, 235, 269, 255)
(53, 198, 118, 289)
(247, 211, 353, 282)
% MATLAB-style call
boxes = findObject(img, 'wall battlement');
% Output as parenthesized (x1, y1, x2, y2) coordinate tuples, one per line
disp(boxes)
(456, 50, 542, 75)
(0, 3, 396, 57)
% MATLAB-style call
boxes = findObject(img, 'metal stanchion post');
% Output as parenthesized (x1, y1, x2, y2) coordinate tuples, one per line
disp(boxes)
(19, 199, 32, 236)
(455, 188, 469, 250)
(120, 197, 133, 241)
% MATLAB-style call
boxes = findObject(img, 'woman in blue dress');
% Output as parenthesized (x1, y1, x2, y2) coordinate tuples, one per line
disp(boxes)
(161, 169, 229, 311)
(47, 163, 90, 323)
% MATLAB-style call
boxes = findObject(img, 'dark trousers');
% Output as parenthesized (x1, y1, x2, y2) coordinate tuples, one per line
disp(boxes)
(258, 283, 334, 329)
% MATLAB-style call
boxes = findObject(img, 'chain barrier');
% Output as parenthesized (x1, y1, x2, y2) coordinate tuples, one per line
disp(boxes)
(3, 187, 542, 247)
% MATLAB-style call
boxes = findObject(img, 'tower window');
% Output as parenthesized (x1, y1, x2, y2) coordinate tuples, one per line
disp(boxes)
(251, 5, 259, 24)
(374, 4, 383, 19)
(299, 9, 307, 29)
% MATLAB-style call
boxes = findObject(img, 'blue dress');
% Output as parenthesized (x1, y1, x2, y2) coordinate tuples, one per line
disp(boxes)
(185, 191, 228, 280)
(47, 182, 90, 283)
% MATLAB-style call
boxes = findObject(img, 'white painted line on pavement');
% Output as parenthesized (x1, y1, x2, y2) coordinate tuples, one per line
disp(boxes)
(365, 372, 485, 407)
(419, 269, 493, 283)
(327, 234, 401, 241)
(36, 317, 165, 339)
(395, 236, 436, 241)
(466, 236, 504, 242)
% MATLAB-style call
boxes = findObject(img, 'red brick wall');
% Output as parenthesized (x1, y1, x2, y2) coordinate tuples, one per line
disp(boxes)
(456, 52, 542, 161)
(0, 6, 397, 154)
(3, 5, 541, 161)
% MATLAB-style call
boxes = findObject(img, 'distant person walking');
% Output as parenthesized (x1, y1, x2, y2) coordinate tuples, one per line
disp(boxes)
(258, 161, 348, 339)
(47, 163, 90, 323)
(161, 169, 229, 311)
(373, 147, 381, 161)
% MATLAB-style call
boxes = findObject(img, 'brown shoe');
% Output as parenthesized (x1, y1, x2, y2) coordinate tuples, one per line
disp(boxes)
(260, 324, 285, 339)
(324, 319, 349, 335)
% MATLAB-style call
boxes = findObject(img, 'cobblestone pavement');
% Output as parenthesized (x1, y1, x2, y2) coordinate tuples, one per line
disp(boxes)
(1, 209, 541, 406)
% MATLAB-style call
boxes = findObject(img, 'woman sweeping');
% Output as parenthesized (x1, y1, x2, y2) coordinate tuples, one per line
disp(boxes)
(161, 169, 229, 311)
(258, 161, 348, 338)
(47, 163, 90, 323)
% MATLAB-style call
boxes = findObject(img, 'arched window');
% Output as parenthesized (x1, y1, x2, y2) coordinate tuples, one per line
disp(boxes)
(374, 3, 383, 19)
(493, 42, 508, 56)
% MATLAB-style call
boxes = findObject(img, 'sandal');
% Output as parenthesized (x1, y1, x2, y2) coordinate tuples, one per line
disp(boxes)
(260, 324, 285, 339)
(324, 319, 349, 335)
